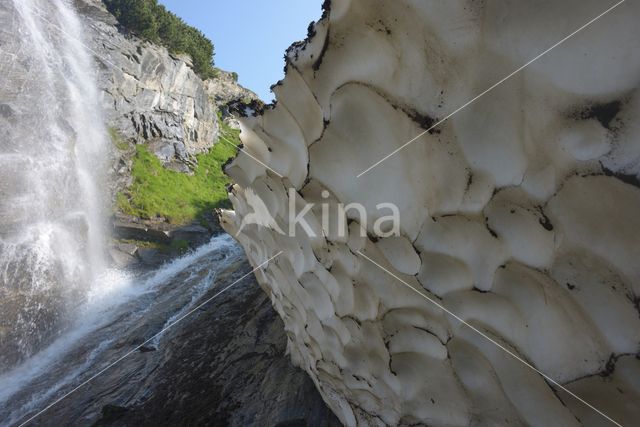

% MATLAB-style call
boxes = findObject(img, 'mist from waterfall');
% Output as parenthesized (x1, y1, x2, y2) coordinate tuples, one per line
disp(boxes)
(0, 0, 108, 371)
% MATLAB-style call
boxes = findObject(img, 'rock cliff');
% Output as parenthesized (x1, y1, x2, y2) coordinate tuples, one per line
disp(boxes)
(220, 0, 640, 425)
(74, 0, 260, 258)
(76, 0, 218, 176)
(205, 69, 258, 109)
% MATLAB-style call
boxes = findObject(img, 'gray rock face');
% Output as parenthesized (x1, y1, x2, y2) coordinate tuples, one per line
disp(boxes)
(106, 263, 341, 427)
(75, 0, 218, 166)
(205, 69, 260, 130)
(205, 70, 258, 107)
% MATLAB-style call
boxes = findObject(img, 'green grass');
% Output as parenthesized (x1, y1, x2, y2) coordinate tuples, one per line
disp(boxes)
(109, 127, 129, 150)
(112, 238, 190, 256)
(116, 122, 239, 224)
(112, 238, 165, 250)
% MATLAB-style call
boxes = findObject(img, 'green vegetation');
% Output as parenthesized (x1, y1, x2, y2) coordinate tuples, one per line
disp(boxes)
(169, 239, 190, 254)
(108, 127, 129, 150)
(113, 238, 189, 255)
(104, 0, 216, 79)
(117, 120, 239, 224)
(114, 238, 165, 249)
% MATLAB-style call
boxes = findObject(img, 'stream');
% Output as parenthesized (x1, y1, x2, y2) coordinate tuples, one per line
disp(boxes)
(0, 235, 244, 425)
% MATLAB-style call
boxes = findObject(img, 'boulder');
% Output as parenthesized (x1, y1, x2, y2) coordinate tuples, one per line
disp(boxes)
(108, 247, 139, 269)
(169, 224, 211, 248)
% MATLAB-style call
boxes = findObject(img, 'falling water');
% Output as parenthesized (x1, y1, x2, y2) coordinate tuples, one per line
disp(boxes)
(0, 0, 108, 372)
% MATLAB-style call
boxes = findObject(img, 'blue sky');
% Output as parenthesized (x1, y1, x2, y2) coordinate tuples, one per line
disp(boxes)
(159, 0, 323, 101)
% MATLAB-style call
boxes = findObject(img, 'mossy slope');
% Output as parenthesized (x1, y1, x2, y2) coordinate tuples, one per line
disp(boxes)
(117, 122, 238, 224)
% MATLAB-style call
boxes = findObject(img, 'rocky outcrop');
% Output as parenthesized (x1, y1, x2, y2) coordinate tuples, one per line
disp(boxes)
(75, 0, 218, 174)
(74, 0, 234, 261)
(205, 69, 258, 108)
(108, 212, 223, 269)
(205, 70, 261, 130)
(220, 0, 640, 426)
(100, 262, 340, 427)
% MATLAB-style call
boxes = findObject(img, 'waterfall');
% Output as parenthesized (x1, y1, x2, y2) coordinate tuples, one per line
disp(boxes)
(0, 0, 108, 372)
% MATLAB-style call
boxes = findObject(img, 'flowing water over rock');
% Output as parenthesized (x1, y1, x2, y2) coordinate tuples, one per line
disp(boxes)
(0, 2, 339, 425)
(0, 235, 243, 425)
(0, 235, 338, 426)
(0, 0, 108, 372)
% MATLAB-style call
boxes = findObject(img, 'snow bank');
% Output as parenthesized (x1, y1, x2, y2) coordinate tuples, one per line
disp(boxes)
(219, 1, 640, 425)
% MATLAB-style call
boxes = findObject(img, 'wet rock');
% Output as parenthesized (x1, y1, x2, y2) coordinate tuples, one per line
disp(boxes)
(135, 248, 174, 268)
(94, 405, 128, 426)
(108, 247, 139, 269)
(32, 258, 340, 427)
(112, 222, 171, 244)
(170, 224, 211, 248)
(116, 243, 138, 256)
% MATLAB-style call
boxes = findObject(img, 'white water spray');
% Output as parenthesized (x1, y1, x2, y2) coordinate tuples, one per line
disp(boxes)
(0, 0, 108, 371)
